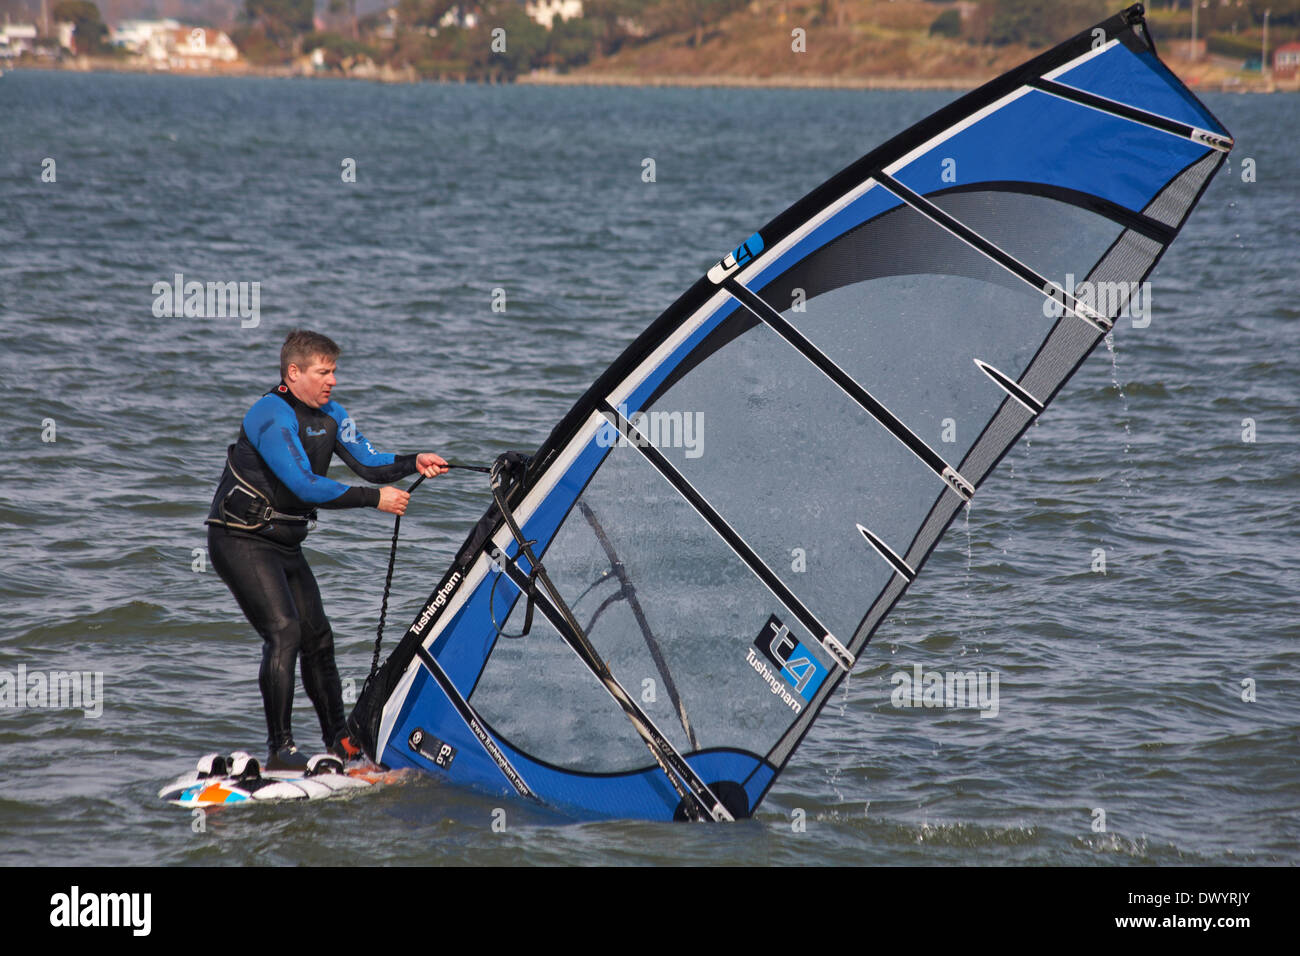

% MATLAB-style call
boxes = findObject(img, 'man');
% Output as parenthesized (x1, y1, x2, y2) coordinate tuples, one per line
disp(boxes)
(206, 329, 447, 770)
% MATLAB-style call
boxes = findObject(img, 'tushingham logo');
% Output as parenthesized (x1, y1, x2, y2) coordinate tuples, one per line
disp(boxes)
(745, 647, 802, 714)
(411, 571, 463, 636)
(754, 615, 828, 699)
(305, 426, 327, 437)
(745, 615, 829, 713)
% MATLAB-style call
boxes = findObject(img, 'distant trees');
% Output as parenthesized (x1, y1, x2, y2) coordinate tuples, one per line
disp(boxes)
(1252, 0, 1300, 25)
(582, 0, 650, 56)
(302, 30, 377, 66)
(327, 0, 361, 40)
(643, 0, 747, 48)
(547, 15, 598, 67)
(479, 2, 551, 76)
(52, 0, 111, 55)
(221, 0, 764, 76)
(395, 0, 461, 29)
(984, 0, 1110, 47)
(240, 0, 314, 52)
(929, 9, 961, 39)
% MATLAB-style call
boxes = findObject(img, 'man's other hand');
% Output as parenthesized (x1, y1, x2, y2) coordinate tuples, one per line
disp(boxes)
(416, 453, 449, 478)
(378, 487, 411, 515)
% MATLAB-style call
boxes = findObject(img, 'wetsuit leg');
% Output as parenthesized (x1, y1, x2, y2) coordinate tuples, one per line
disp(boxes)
(285, 558, 348, 749)
(207, 525, 306, 752)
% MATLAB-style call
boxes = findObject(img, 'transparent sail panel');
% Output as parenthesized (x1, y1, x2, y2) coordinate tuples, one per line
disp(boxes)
(644, 317, 931, 640)
(469, 570, 654, 773)
(470, 440, 830, 772)
(842, 164, 1216, 664)
(751, 195, 1120, 467)
(926, 190, 1123, 287)
(781, 273, 1047, 468)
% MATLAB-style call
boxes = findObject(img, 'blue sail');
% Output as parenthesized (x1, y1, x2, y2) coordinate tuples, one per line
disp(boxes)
(348, 5, 1231, 822)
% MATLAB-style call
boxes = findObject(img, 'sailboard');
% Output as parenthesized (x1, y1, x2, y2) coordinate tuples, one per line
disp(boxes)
(348, 4, 1232, 822)
(159, 752, 408, 807)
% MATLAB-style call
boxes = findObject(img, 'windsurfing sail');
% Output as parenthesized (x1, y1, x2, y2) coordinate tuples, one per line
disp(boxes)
(348, 4, 1231, 821)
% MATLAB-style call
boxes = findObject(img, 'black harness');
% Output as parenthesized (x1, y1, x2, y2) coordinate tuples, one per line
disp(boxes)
(207, 449, 317, 532)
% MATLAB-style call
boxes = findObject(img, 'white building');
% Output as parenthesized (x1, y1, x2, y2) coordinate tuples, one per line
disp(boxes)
(155, 27, 240, 69)
(111, 19, 181, 54)
(524, 0, 583, 29)
(110, 20, 239, 69)
(0, 21, 38, 57)
(438, 6, 479, 30)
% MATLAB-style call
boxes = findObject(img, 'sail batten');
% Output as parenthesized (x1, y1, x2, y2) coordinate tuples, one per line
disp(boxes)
(874, 171, 1115, 331)
(1029, 77, 1233, 151)
(486, 538, 734, 821)
(725, 277, 977, 499)
(858, 524, 917, 582)
(599, 400, 838, 652)
(974, 359, 1046, 414)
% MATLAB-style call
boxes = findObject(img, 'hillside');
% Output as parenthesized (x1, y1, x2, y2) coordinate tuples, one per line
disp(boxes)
(525, 0, 1295, 90)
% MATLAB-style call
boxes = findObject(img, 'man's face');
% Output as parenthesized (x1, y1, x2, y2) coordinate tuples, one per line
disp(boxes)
(288, 357, 336, 409)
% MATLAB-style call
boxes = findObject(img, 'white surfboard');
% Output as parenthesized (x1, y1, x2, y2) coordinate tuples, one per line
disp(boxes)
(159, 751, 406, 807)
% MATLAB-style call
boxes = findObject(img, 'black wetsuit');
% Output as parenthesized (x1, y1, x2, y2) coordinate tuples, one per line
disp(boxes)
(206, 382, 417, 752)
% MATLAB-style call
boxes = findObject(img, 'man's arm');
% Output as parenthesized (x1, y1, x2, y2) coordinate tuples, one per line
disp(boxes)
(244, 397, 379, 508)
(324, 403, 420, 484)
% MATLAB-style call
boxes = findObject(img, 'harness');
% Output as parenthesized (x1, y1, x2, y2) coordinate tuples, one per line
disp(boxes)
(207, 449, 317, 532)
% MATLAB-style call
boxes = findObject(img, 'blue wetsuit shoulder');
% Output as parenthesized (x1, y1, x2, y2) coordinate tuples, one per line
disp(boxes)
(243, 394, 356, 505)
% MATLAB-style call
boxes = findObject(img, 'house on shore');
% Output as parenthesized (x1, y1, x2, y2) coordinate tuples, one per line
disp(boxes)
(525, 0, 583, 29)
(111, 19, 241, 70)
(0, 20, 38, 58)
(1274, 41, 1300, 79)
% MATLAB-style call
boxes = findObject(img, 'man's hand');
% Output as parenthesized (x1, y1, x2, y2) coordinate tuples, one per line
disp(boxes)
(416, 453, 449, 478)
(377, 486, 411, 515)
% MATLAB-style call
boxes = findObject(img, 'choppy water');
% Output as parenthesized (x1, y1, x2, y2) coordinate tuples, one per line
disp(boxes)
(0, 71, 1296, 866)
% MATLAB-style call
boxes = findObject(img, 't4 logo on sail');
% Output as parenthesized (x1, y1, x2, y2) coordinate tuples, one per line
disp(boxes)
(745, 615, 828, 712)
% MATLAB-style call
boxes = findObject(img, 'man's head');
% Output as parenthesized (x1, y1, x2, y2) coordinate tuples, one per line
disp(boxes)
(281, 329, 340, 409)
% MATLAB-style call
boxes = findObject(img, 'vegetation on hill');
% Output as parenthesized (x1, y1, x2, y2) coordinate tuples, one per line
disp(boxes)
(27, 0, 1299, 83)
(52, 0, 114, 55)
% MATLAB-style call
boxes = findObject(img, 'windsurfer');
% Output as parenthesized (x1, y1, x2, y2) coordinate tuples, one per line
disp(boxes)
(205, 329, 448, 771)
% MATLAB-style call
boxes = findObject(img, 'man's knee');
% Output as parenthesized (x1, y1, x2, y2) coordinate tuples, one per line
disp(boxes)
(299, 618, 334, 658)
(261, 615, 304, 660)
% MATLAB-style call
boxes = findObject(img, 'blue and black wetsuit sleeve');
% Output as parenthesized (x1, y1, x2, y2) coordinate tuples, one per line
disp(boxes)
(324, 402, 419, 486)
(244, 397, 382, 509)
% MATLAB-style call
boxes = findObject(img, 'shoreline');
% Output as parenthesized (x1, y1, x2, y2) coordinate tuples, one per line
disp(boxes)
(5, 59, 1295, 94)
(514, 71, 985, 90)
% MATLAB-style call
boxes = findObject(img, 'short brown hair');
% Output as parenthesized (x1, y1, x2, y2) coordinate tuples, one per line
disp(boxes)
(281, 329, 340, 379)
